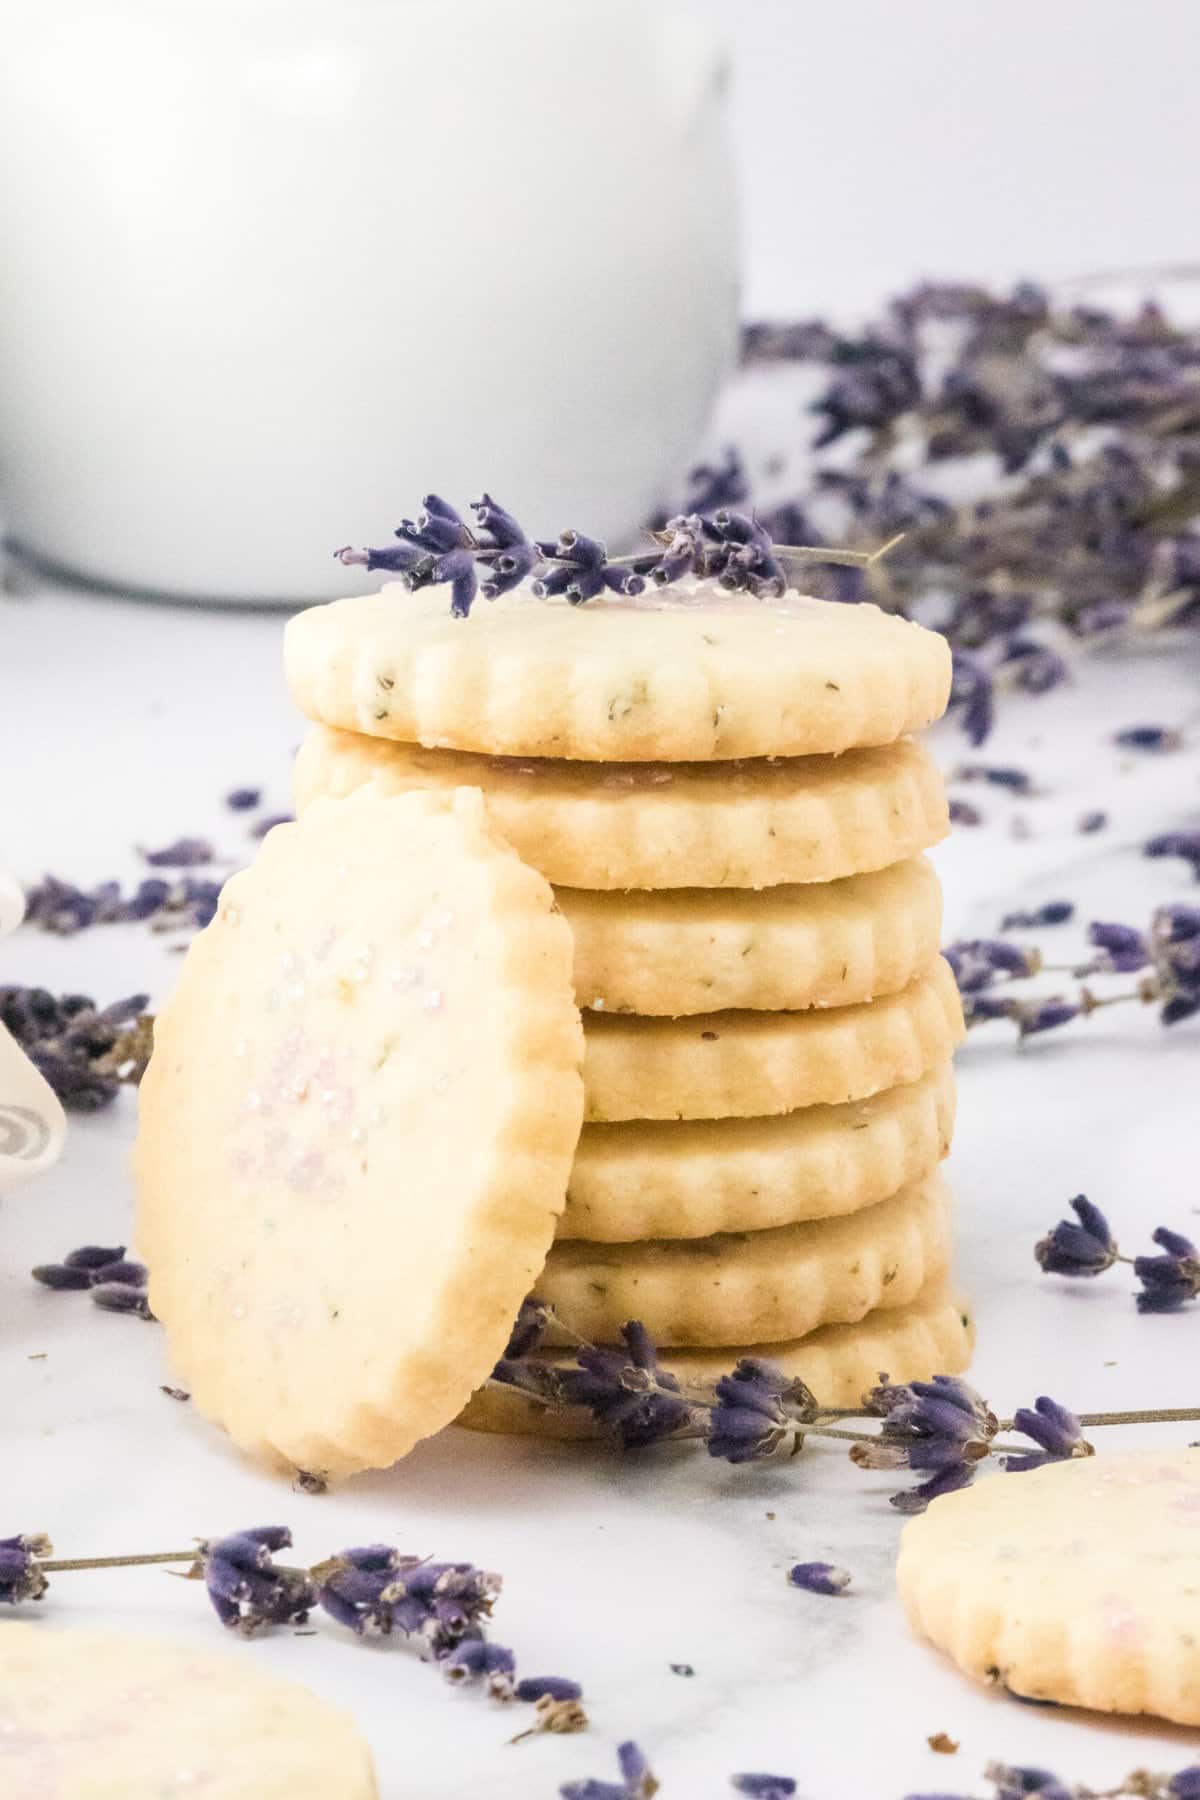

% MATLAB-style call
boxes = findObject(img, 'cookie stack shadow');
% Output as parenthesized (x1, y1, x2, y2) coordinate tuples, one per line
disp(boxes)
(293, 713, 970, 1438)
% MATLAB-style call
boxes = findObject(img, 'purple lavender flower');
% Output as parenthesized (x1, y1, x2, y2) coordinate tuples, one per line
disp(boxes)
(731, 1777, 797, 1799)
(707, 1358, 817, 1464)
(225, 786, 262, 811)
(470, 494, 539, 600)
(1134, 1227, 1200, 1313)
(316, 1546, 500, 1653)
(560, 1322, 695, 1450)
(1145, 832, 1200, 880)
(337, 494, 480, 616)
(943, 939, 1039, 993)
(1003, 1397, 1091, 1472)
(438, 1637, 516, 1700)
(2, 988, 151, 1112)
(0, 1533, 51, 1604)
(948, 651, 995, 746)
(961, 992, 1018, 1027)
(1087, 920, 1150, 973)
(955, 764, 1033, 794)
(682, 447, 749, 514)
(986, 1766, 1073, 1800)
(33, 1243, 127, 1289)
(811, 335, 921, 448)
(503, 1297, 552, 1360)
(948, 798, 983, 827)
(1001, 639, 1069, 694)
(90, 1283, 154, 1319)
(560, 1741, 659, 1800)
(1035, 1195, 1119, 1277)
(708, 510, 788, 599)
(1079, 810, 1108, 834)
(1114, 724, 1183, 752)
(140, 836, 214, 868)
(1153, 903, 1200, 1025)
(534, 531, 646, 603)
(1170, 1769, 1200, 1799)
(1012, 997, 1082, 1038)
(787, 1561, 851, 1595)
(853, 1376, 996, 1512)
(516, 1676, 583, 1704)
(1001, 901, 1073, 929)
(200, 1527, 315, 1635)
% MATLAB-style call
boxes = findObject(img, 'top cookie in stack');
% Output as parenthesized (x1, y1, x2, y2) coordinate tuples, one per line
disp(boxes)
(285, 580, 966, 1434)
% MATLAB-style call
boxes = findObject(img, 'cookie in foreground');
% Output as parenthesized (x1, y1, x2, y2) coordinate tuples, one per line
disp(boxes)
(284, 585, 951, 762)
(134, 789, 583, 1481)
(897, 1447, 1200, 1725)
(0, 1624, 377, 1796)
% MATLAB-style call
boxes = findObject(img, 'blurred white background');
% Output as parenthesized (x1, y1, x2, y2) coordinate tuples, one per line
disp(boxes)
(692, 0, 1200, 317)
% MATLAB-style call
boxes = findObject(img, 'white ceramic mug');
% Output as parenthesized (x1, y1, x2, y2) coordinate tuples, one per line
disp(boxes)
(0, 0, 738, 603)
(0, 875, 66, 1196)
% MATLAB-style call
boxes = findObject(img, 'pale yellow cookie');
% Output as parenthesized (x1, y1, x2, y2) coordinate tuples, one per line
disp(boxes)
(294, 724, 949, 891)
(561, 1064, 955, 1241)
(284, 584, 951, 762)
(0, 1624, 378, 1797)
(538, 1172, 951, 1346)
(582, 957, 963, 1121)
(561, 856, 943, 1016)
(897, 1448, 1200, 1726)
(135, 789, 583, 1481)
(458, 1284, 975, 1439)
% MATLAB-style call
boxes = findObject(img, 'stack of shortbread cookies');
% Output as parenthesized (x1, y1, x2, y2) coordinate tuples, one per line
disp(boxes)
(285, 584, 968, 1436)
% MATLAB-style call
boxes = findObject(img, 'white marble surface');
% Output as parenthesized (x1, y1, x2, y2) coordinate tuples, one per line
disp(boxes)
(2, 582, 1200, 1799)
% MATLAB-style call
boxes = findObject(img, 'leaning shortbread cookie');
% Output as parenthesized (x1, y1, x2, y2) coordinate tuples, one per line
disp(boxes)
(561, 856, 942, 1015)
(459, 1285, 975, 1439)
(539, 1173, 951, 1346)
(284, 586, 951, 761)
(582, 957, 963, 1121)
(897, 1448, 1200, 1726)
(0, 1625, 377, 1796)
(561, 1064, 954, 1240)
(135, 790, 583, 1481)
(294, 725, 948, 890)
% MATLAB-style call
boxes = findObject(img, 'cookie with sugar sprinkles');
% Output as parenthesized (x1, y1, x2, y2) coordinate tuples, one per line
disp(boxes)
(294, 724, 949, 890)
(459, 1283, 974, 1439)
(0, 1624, 377, 1797)
(897, 1448, 1200, 1725)
(284, 584, 952, 762)
(538, 1171, 952, 1346)
(559, 855, 943, 1016)
(135, 789, 583, 1481)
(560, 1063, 955, 1241)
(581, 957, 963, 1121)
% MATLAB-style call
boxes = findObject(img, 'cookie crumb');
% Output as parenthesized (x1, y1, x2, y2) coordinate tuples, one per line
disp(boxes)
(160, 1385, 190, 1402)
(927, 1732, 958, 1754)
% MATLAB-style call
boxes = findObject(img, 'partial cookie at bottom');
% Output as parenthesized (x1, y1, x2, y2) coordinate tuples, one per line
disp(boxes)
(897, 1448, 1200, 1726)
(458, 1285, 975, 1439)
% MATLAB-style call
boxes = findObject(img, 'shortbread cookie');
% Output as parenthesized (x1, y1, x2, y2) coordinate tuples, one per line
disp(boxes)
(583, 957, 963, 1121)
(561, 856, 942, 1016)
(898, 1448, 1200, 1726)
(284, 586, 951, 762)
(539, 1173, 951, 1346)
(459, 1284, 975, 1439)
(294, 725, 948, 891)
(0, 1624, 377, 1796)
(135, 789, 583, 1481)
(561, 1064, 954, 1241)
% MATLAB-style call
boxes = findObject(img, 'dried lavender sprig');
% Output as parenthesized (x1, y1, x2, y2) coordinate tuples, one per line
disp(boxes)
(1036, 1195, 1200, 1311)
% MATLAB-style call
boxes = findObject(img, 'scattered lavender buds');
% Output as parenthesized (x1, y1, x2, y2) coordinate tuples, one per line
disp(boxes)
(23, 872, 220, 936)
(33, 1244, 151, 1318)
(852, 1376, 998, 1513)
(2, 987, 151, 1110)
(1036, 1196, 1200, 1311)
(707, 1359, 818, 1463)
(731, 1778, 797, 1799)
(948, 798, 984, 827)
(1146, 831, 1200, 880)
(561, 1740, 659, 1800)
(943, 940, 1040, 993)
(954, 765, 1034, 795)
(1114, 725, 1183, 753)
(1079, 810, 1108, 834)
(225, 786, 262, 811)
(788, 1561, 851, 1595)
(201, 1527, 316, 1635)
(0, 1534, 50, 1604)
(1001, 901, 1073, 929)
(1001, 1399, 1091, 1472)
(139, 836, 215, 868)
(250, 812, 294, 839)
(314, 1546, 500, 1656)
(903, 1762, 1200, 1800)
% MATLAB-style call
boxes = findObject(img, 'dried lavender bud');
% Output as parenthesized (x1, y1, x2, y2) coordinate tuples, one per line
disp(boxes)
(1171, 1770, 1200, 1799)
(947, 651, 994, 747)
(1035, 1196, 1119, 1277)
(200, 1527, 315, 1635)
(471, 494, 539, 600)
(889, 1458, 979, 1515)
(316, 1546, 500, 1654)
(503, 1298, 552, 1360)
(1114, 725, 1183, 752)
(1079, 810, 1108, 834)
(961, 993, 1018, 1027)
(225, 786, 262, 811)
(855, 1376, 997, 1512)
(90, 1284, 154, 1320)
(1153, 903, 1200, 1025)
(731, 1778, 797, 1799)
(560, 1321, 695, 1449)
(88, 1259, 148, 1289)
(706, 1358, 817, 1463)
(1001, 901, 1073, 929)
(943, 940, 1039, 993)
(787, 1561, 851, 1595)
(65, 1244, 128, 1269)
(1, 987, 150, 1111)
(955, 764, 1033, 794)
(515, 1676, 583, 1704)
(31, 1263, 93, 1291)
(561, 1740, 659, 1800)
(985, 1765, 1072, 1800)
(1001, 639, 1069, 694)
(1087, 920, 1151, 974)
(438, 1637, 516, 1700)
(0, 1533, 51, 1604)
(140, 836, 214, 868)
(1134, 1228, 1200, 1314)
(1011, 996, 1081, 1038)
(1003, 1397, 1092, 1472)
(534, 530, 647, 603)
(1145, 832, 1200, 880)
(948, 798, 984, 827)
